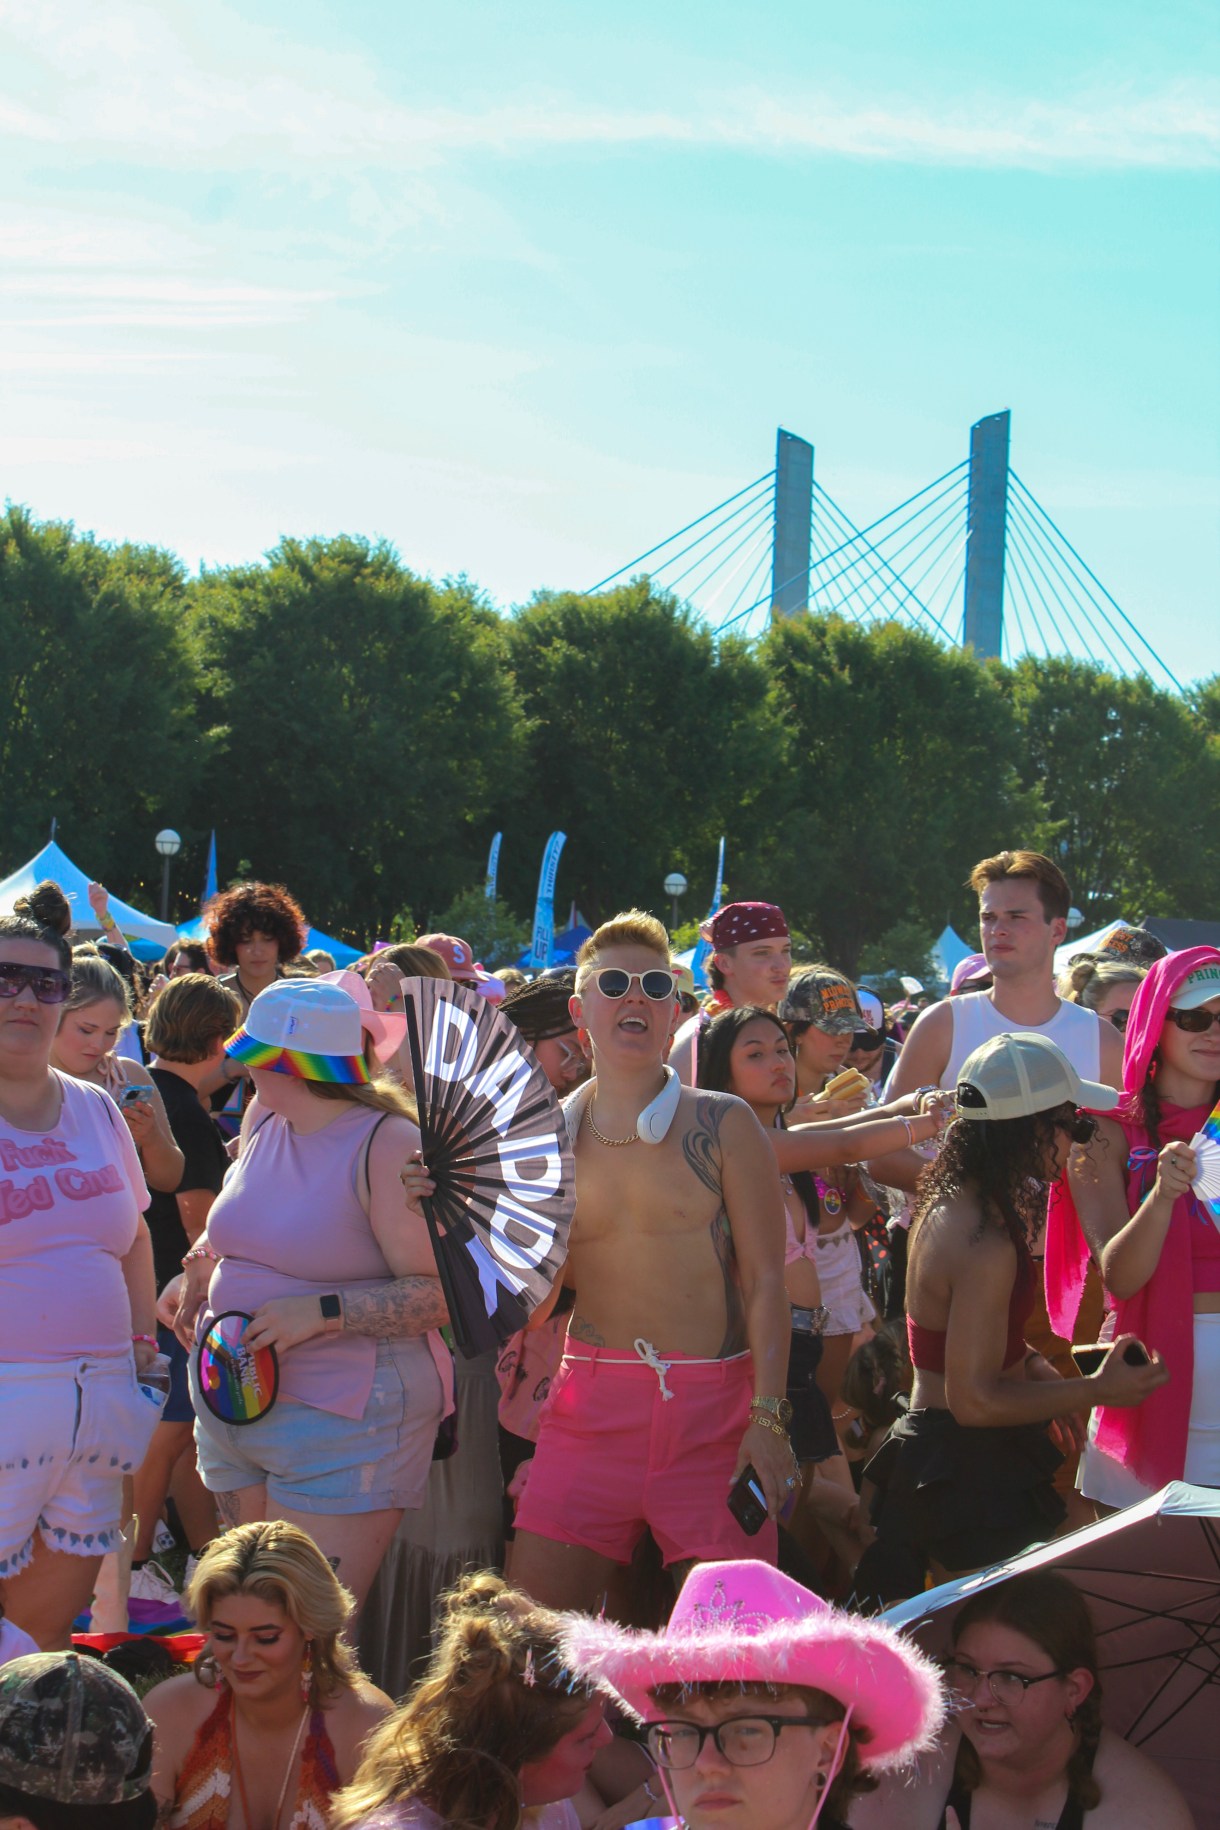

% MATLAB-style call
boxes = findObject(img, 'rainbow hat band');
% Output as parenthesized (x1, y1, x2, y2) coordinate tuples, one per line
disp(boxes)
(225, 980, 371, 1084)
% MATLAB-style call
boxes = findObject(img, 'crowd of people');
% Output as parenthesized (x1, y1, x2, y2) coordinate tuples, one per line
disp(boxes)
(0, 850, 1213, 1827)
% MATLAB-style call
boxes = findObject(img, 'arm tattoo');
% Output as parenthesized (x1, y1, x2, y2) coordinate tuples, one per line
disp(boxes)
(215, 1490, 242, 1529)
(682, 1096, 728, 1196)
(341, 1276, 448, 1338)
(568, 1313, 606, 1346)
(712, 1206, 746, 1357)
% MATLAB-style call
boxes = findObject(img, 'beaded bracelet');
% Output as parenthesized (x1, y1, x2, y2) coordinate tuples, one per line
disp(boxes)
(182, 1244, 220, 1268)
(131, 1333, 157, 1348)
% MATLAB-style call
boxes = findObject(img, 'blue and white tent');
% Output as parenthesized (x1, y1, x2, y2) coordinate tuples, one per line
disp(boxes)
(0, 840, 178, 950)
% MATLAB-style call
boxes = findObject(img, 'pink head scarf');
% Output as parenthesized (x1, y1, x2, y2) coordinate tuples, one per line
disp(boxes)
(1044, 944, 1220, 1488)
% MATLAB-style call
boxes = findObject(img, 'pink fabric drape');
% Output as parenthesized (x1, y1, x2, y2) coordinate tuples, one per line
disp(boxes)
(1044, 945, 1220, 1489)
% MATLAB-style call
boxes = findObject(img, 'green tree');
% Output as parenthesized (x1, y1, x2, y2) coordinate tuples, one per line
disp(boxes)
(1003, 656, 1220, 922)
(502, 581, 785, 923)
(757, 616, 1035, 974)
(0, 507, 204, 905)
(428, 886, 531, 968)
(185, 539, 526, 940)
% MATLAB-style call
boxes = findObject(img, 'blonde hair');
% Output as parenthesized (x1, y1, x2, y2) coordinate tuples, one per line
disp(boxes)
(575, 909, 671, 991)
(372, 944, 453, 982)
(329, 1572, 594, 1830)
(62, 947, 132, 1027)
(189, 1521, 359, 1706)
(1057, 957, 1145, 1011)
(308, 1067, 419, 1125)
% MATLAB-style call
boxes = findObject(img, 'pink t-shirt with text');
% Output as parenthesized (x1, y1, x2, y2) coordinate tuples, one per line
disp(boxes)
(0, 1071, 149, 1361)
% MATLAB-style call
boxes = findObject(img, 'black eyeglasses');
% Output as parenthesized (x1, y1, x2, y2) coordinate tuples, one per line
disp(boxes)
(0, 963, 71, 1004)
(589, 968, 677, 1002)
(1167, 1006, 1220, 1034)
(646, 1715, 826, 1770)
(941, 1657, 1065, 1705)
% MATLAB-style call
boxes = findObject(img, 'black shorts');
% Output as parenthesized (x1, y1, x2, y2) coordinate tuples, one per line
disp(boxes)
(786, 1330, 840, 1465)
(864, 1406, 1065, 1576)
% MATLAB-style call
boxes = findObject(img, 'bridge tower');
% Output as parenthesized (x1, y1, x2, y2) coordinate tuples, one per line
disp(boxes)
(963, 409, 1011, 659)
(770, 428, 814, 618)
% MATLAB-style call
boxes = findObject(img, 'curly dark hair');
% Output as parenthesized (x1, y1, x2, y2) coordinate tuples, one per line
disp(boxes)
(205, 881, 307, 967)
(912, 1106, 1077, 1254)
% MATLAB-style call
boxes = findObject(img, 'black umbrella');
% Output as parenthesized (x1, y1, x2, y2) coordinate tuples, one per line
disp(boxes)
(403, 979, 575, 1358)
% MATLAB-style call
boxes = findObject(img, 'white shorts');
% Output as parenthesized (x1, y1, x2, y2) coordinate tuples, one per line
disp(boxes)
(816, 1219, 875, 1337)
(0, 1356, 166, 1577)
(1077, 1311, 1220, 1504)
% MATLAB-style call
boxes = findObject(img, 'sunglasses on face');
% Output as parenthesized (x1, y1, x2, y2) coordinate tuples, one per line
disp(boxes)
(1107, 1008, 1130, 1033)
(589, 968, 677, 1002)
(1167, 1006, 1220, 1034)
(0, 962, 72, 1004)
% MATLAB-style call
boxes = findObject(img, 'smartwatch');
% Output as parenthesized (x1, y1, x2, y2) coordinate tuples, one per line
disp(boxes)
(318, 1294, 343, 1334)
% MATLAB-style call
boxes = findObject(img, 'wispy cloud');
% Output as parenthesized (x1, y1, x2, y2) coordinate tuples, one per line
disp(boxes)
(3, 3, 1217, 173)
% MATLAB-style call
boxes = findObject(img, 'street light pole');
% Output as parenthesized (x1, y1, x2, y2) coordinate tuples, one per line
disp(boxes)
(663, 871, 688, 931)
(155, 828, 182, 922)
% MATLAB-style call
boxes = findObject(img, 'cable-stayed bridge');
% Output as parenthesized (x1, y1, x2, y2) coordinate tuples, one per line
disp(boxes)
(585, 412, 1181, 693)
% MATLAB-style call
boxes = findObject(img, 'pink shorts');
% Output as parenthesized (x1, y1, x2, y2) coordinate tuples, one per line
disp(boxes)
(513, 1342, 778, 1567)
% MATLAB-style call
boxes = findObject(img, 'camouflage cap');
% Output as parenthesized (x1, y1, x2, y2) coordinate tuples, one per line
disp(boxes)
(0, 1652, 154, 1805)
(778, 968, 863, 1036)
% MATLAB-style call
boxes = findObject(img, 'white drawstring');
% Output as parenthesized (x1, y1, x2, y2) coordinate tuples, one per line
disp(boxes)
(633, 1337, 676, 1400)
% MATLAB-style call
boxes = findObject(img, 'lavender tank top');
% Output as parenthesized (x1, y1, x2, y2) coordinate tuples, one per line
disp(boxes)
(205, 1105, 410, 1419)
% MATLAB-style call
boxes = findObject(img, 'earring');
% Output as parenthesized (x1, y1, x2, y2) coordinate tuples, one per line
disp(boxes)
(300, 1643, 313, 1705)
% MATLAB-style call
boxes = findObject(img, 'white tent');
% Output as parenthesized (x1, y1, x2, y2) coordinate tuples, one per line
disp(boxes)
(0, 840, 179, 949)
(930, 924, 974, 982)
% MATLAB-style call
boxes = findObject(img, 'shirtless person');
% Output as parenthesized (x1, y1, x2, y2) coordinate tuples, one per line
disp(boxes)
(670, 901, 792, 1085)
(509, 911, 794, 1612)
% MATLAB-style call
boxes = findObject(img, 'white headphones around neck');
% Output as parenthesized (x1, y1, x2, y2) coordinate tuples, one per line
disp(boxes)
(637, 1066, 682, 1143)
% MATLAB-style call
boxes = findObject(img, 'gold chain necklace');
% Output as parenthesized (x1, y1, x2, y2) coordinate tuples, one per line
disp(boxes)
(585, 1105, 639, 1148)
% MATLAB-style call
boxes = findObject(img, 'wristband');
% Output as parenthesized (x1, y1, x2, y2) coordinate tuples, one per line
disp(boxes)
(898, 1116, 915, 1146)
(131, 1333, 157, 1348)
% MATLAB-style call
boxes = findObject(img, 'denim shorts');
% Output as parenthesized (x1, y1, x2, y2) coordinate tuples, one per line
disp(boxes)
(0, 1356, 167, 1576)
(190, 1336, 443, 1515)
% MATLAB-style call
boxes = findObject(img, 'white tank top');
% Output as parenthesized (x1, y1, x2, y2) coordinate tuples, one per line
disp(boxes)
(944, 991, 1103, 1086)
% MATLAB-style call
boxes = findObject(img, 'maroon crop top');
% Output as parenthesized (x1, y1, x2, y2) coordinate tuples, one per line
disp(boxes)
(907, 1240, 1037, 1375)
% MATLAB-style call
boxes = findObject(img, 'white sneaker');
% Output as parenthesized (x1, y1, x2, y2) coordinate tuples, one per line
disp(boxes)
(152, 1518, 176, 1555)
(128, 1561, 182, 1609)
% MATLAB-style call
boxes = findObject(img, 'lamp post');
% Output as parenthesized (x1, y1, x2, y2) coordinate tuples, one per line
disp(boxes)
(663, 871, 688, 931)
(155, 829, 181, 922)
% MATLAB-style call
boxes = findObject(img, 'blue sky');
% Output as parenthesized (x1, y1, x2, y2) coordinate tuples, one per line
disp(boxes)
(3, 0, 1217, 684)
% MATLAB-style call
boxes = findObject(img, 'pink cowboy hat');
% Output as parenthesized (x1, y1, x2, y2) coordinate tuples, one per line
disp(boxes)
(560, 1560, 944, 1771)
(316, 968, 407, 1063)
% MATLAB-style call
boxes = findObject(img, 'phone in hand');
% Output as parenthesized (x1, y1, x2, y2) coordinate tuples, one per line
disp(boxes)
(118, 1085, 153, 1109)
(727, 1464, 769, 1536)
(1071, 1340, 1150, 1377)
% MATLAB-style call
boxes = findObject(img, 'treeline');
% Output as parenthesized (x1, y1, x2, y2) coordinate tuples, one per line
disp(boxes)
(3, 506, 1217, 974)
